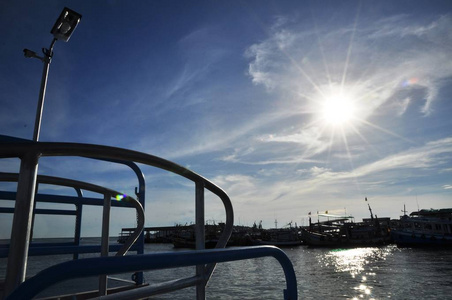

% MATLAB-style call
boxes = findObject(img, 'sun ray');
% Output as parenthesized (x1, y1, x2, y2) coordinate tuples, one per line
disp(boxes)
(341, 1, 362, 91)
(339, 126, 356, 170)
(309, 5, 333, 88)
(327, 131, 335, 164)
(288, 52, 327, 98)
(359, 119, 416, 144)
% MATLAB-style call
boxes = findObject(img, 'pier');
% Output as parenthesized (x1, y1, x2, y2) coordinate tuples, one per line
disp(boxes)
(118, 225, 195, 243)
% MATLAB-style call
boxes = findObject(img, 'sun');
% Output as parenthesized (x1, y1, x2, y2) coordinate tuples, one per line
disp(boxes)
(313, 83, 361, 130)
(321, 94, 356, 126)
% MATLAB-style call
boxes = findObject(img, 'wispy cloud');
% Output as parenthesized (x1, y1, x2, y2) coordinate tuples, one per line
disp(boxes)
(245, 13, 452, 158)
(221, 136, 452, 203)
(300, 137, 452, 187)
(155, 14, 452, 167)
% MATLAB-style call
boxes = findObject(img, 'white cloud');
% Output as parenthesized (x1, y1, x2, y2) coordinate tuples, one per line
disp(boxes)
(212, 174, 256, 199)
(245, 13, 452, 153)
(288, 137, 447, 186)
(258, 126, 332, 158)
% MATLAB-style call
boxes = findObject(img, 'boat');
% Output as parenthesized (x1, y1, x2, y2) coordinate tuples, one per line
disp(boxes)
(171, 223, 220, 249)
(301, 203, 392, 247)
(252, 223, 303, 247)
(171, 223, 304, 248)
(301, 215, 354, 247)
(391, 208, 452, 247)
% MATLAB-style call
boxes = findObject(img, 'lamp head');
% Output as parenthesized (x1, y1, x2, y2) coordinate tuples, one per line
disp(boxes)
(50, 7, 82, 42)
(23, 49, 38, 58)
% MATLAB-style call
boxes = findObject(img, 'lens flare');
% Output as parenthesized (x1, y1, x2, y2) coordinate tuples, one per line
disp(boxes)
(401, 77, 419, 87)
(115, 194, 127, 201)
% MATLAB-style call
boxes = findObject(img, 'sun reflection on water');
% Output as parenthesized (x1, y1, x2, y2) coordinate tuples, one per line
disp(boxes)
(318, 247, 393, 299)
(326, 248, 375, 276)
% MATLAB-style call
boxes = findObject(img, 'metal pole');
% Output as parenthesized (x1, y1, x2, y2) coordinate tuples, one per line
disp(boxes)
(73, 188, 83, 260)
(32, 39, 55, 142)
(195, 181, 206, 300)
(99, 193, 111, 296)
(5, 38, 57, 296)
(4, 151, 40, 297)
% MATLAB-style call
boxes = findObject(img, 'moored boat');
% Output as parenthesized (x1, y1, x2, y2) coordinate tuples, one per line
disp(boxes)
(391, 208, 452, 247)
(301, 214, 353, 247)
(302, 202, 392, 247)
(253, 227, 303, 247)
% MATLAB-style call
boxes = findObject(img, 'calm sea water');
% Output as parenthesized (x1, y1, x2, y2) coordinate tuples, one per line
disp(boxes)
(2, 240, 452, 299)
(143, 244, 452, 299)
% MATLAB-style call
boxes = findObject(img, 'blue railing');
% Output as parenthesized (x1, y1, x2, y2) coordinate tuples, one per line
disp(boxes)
(5, 246, 297, 300)
(0, 172, 145, 260)
(0, 137, 298, 299)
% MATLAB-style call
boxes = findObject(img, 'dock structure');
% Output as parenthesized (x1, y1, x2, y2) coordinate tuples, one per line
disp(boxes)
(119, 225, 194, 243)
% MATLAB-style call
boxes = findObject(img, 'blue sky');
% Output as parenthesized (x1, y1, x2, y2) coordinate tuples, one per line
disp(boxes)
(1, 1, 452, 237)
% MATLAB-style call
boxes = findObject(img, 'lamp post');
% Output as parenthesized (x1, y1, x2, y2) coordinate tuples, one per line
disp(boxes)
(24, 7, 81, 141)
(4, 8, 81, 298)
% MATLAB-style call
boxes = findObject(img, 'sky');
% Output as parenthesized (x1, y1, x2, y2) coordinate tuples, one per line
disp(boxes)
(1, 1, 452, 238)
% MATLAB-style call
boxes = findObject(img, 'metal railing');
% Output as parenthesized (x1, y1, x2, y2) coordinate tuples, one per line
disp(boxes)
(1, 138, 298, 299)
(5, 246, 298, 300)
(0, 171, 145, 297)
(0, 172, 144, 258)
(0, 139, 235, 299)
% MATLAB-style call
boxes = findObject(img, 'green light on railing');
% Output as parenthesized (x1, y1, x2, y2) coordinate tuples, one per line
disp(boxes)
(115, 194, 127, 201)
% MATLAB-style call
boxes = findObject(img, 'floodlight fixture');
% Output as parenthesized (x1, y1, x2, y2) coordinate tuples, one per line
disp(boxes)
(22, 7, 82, 141)
(23, 49, 41, 60)
(50, 7, 82, 42)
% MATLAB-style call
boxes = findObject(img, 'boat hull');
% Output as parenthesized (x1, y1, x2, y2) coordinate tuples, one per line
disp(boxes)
(391, 230, 452, 247)
(302, 229, 391, 247)
(391, 208, 452, 247)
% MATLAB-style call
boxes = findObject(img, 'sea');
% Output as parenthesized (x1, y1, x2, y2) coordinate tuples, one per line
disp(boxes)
(2, 239, 452, 299)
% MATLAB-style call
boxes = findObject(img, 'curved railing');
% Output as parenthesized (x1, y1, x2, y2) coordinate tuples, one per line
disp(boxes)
(0, 141, 234, 248)
(0, 171, 144, 258)
(5, 246, 298, 300)
(0, 140, 235, 298)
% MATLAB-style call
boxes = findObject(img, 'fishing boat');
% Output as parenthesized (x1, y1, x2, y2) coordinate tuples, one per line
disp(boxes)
(171, 223, 221, 249)
(301, 204, 392, 247)
(171, 223, 304, 248)
(301, 214, 353, 247)
(252, 223, 303, 247)
(391, 208, 452, 247)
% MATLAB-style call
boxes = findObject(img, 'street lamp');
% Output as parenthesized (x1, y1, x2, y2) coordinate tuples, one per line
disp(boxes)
(24, 7, 81, 141)
(51, 7, 82, 42)
(3, 7, 82, 298)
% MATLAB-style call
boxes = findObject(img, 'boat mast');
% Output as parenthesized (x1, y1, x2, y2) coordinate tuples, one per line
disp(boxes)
(401, 204, 407, 216)
(366, 197, 374, 221)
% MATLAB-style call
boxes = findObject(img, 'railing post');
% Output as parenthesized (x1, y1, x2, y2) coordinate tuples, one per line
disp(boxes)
(101, 159, 146, 285)
(195, 181, 206, 300)
(73, 188, 83, 260)
(99, 193, 111, 296)
(4, 151, 40, 297)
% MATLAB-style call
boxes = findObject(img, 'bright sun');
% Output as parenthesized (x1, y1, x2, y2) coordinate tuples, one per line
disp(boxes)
(322, 94, 356, 126)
